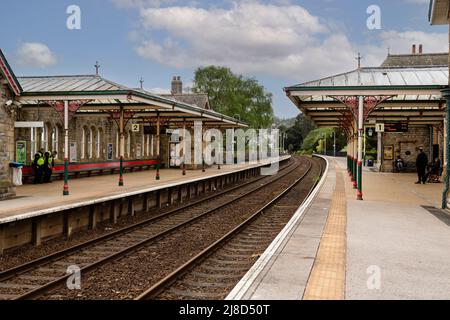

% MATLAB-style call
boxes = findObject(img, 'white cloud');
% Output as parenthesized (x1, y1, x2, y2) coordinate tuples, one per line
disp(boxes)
(147, 87, 171, 94)
(16, 42, 57, 68)
(128, 1, 447, 82)
(134, 2, 352, 80)
(361, 30, 448, 67)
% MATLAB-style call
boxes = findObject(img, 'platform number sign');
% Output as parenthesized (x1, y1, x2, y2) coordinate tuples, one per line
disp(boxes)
(375, 123, 384, 132)
(131, 124, 140, 132)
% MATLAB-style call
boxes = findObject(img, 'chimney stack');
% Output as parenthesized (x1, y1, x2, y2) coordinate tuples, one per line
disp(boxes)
(412, 44, 416, 54)
(171, 76, 183, 95)
(419, 44, 423, 54)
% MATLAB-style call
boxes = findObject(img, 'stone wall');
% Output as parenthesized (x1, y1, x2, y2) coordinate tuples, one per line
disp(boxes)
(0, 73, 15, 198)
(382, 125, 432, 172)
(17, 108, 170, 166)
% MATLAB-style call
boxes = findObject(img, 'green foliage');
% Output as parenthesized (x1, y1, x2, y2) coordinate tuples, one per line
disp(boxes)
(192, 66, 274, 128)
(301, 128, 333, 154)
(277, 113, 316, 152)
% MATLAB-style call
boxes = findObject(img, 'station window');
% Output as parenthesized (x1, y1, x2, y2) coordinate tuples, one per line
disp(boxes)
(116, 132, 119, 159)
(127, 131, 132, 158)
(88, 127, 93, 159)
(40, 124, 49, 152)
(30, 127, 38, 160)
(146, 134, 150, 157)
(96, 128, 102, 159)
(151, 135, 154, 156)
(81, 126, 88, 159)
(51, 126, 59, 158)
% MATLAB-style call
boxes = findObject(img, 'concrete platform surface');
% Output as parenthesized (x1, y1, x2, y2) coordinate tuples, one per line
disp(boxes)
(227, 156, 333, 300)
(342, 157, 450, 300)
(0, 156, 289, 224)
(228, 156, 450, 300)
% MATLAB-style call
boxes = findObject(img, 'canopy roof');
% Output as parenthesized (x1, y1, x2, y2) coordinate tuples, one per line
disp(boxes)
(17, 74, 247, 128)
(285, 66, 447, 128)
(429, 0, 450, 25)
(0, 49, 22, 96)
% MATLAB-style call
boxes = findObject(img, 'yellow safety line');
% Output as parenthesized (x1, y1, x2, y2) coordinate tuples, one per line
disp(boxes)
(303, 163, 347, 300)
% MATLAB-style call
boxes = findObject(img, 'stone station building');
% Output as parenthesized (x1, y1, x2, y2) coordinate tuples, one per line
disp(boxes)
(0, 49, 246, 199)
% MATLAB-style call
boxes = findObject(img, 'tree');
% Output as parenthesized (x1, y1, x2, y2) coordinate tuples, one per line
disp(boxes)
(301, 127, 347, 155)
(278, 113, 316, 152)
(192, 66, 274, 128)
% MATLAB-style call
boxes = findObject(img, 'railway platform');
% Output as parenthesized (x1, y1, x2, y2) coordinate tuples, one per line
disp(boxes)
(227, 156, 450, 300)
(0, 156, 290, 253)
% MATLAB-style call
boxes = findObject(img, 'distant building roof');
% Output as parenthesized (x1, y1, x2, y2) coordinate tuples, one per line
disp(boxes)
(380, 53, 448, 68)
(161, 93, 210, 109)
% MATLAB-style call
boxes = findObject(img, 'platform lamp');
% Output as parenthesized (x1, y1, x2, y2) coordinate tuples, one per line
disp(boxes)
(429, 0, 450, 208)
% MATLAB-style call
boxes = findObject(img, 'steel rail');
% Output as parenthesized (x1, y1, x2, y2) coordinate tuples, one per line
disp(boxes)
(135, 157, 319, 300)
(0, 159, 295, 283)
(10, 158, 304, 300)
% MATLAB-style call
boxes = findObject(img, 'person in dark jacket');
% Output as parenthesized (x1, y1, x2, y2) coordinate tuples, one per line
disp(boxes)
(43, 151, 52, 183)
(415, 147, 428, 184)
(32, 153, 43, 184)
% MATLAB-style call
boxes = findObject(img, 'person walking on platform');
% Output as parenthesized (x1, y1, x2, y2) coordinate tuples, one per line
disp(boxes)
(415, 147, 428, 184)
(32, 153, 44, 184)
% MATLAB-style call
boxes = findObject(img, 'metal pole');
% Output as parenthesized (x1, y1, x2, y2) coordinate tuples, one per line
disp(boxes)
(353, 124, 357, 189)
(156, 112, 160, 180)
(442, 24, 450, 209)
(202, 125, 205, 172)
(357, 96, 364, 200)
(182, 119, 186, 175)
(377, 131, 382, 169)
(119, 106, 124, 186)
(63, 101, 69, 196)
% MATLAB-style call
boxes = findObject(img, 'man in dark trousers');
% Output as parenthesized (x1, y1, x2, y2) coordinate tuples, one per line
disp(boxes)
(415, 147, 428, 184)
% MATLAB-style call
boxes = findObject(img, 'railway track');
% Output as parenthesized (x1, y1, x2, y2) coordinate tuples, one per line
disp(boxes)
(0, 157, 303, 300)
(136, 156, 323, 300)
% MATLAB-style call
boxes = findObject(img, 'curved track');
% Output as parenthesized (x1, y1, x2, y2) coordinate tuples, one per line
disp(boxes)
(137, 156, 323, 300)
(0, 157, 303, 300)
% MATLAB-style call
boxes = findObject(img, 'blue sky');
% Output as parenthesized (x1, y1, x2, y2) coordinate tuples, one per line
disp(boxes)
(0, 0, 447, 118)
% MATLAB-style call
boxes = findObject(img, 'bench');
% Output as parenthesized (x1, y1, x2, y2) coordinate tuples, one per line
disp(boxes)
(21, 159, 163, 184)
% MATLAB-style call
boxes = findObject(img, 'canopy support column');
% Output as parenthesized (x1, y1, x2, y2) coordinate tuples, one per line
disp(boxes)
(63, 101, 69, 196)
(202, 125, 205, 173)
(156, 113, 160, 180)
(353, 130, 357, 189)
(442, 88, 450, 208)
(357, 96, 364, 200)
(377, 131, 382, 170)
(182, 118, 186, 176)
(119, 106, 124, 186)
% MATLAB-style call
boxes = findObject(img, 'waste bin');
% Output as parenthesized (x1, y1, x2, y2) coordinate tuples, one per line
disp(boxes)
(367, 159, 374, 167)
(9, 162, 23, 186)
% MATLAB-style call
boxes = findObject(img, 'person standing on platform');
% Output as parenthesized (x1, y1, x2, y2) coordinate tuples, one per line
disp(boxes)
(43, 151, 54, 183)
(415, 147, 428, 184)
(32, 153, 44, 184)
